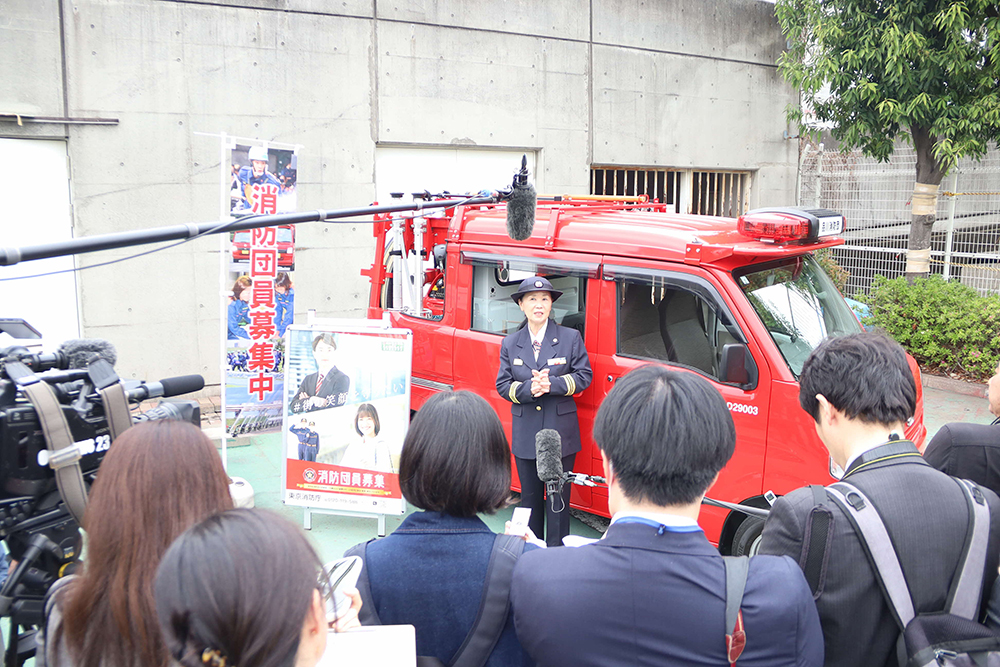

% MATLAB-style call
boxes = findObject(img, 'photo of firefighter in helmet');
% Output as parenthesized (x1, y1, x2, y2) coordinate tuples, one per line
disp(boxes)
(232, 146, 282, 212)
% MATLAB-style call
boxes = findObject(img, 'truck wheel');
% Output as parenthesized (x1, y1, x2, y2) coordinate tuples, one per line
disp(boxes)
(732, 516, 766, 556)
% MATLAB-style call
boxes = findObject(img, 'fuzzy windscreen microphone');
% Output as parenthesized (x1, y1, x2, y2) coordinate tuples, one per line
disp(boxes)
(57, 338, 118, 369)
(505, 154, 536, 241)
(535, 429, 564, 486)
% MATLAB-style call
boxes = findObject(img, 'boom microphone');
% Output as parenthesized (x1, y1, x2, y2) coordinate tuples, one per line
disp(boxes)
(505, 155, 536, 241)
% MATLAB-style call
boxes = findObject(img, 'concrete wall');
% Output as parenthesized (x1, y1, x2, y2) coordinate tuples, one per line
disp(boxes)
(0, 0, 798, 387)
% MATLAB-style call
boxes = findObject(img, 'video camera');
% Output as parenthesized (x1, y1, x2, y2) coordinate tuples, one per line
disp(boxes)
(0, 320, 205, 662)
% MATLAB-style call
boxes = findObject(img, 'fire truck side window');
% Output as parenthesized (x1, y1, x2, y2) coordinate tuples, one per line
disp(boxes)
(468, 265, 587, 337)
(616, 278, 743, 382)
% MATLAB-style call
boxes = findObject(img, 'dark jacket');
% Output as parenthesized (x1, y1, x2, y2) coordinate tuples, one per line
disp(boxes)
(759, 441, 1000, 667)
(352, 511, 535, 667)
(511, 521, 823, 666)
(924, 418, 1000, 497)
(495, 321, 592, 458)
(290, 367, 350, 413)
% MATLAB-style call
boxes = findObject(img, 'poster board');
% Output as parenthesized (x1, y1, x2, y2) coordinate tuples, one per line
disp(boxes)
(282, 323, 411, 516)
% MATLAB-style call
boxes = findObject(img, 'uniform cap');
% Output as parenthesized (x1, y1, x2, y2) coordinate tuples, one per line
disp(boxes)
(510, 276, 563, 303)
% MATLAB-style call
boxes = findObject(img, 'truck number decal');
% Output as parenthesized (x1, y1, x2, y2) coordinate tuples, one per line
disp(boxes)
(727, 402, 759, 416)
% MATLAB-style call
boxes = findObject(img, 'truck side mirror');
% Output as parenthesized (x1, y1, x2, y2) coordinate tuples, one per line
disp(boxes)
(433, 244, 447, 271)
(720, 343, 757, 390)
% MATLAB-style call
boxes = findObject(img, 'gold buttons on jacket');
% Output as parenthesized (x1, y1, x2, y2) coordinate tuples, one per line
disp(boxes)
(536, 405, 542, 411)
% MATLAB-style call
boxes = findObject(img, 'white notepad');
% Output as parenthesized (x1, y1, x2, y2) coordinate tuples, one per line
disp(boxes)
(320, 625, 417, 667)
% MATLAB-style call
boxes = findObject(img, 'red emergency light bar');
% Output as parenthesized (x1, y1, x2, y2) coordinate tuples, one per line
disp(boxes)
(737, 207, 846, 243)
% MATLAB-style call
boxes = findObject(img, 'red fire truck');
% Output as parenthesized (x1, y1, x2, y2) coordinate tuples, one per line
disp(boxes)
(362, 197, 926, 554)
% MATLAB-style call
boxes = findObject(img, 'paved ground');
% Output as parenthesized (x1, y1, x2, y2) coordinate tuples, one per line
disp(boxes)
(196, 375, 994, 563)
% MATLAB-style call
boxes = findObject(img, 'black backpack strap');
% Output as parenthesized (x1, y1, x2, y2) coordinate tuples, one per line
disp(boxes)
(826, 482, 916, 629)
(799, 484, 835, 599)
(343, 540, 382, 626)
(723, 556, 749, 666)
(449, 534, 526, 667)
(946, 478, 990, 620)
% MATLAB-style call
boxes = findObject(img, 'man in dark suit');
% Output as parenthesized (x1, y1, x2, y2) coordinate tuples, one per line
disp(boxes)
(759, 333, 1000, 667)
(510, 365, 823, 666)
(496, 276, 592, 545)
(924, 359, 1000, 494)
(290, 333, 350, 413)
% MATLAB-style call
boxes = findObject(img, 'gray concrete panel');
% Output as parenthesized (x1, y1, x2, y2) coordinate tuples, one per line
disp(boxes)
(593, 0, 785, 66)
(377, 0, 589, 42)
(177, 0, 373, 17)
(376, 21, 589, 151)
(1, 0, 65, 115)
(592, 45, 794, 171)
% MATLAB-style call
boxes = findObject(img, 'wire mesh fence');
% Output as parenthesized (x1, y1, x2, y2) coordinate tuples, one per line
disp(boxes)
(799, 144, 1000, 297)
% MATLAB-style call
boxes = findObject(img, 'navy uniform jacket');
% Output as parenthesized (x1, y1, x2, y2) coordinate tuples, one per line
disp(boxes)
(290, 367, 350, 413)
(510, 521, 823, 666)
(496, 321, 592, 458)
(759, 441, 1000, 667)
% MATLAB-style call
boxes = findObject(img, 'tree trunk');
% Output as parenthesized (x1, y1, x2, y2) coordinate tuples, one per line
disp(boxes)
(906, 125, 945, 282)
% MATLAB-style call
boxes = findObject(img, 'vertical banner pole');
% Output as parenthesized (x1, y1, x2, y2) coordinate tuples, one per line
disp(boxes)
(219, 132, 230, 471)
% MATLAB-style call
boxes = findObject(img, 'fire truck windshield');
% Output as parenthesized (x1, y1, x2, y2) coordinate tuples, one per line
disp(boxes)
(736, 255, 862, 378)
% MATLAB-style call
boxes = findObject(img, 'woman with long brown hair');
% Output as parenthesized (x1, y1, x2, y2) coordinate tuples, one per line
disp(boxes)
(40, 420, 234, 667)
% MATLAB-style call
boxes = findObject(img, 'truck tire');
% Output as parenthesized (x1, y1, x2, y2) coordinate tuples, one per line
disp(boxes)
(732, 516, 766, 556)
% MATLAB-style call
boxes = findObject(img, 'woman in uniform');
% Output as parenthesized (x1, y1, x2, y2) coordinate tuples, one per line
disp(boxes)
(496, 276, 591, 546)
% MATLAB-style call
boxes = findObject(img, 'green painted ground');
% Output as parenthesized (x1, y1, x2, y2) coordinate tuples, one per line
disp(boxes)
(219, 433, 603, 562)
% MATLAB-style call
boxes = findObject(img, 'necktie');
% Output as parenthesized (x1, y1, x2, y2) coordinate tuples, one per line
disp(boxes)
(532, 340, 541, 361)
(316, 372, 325, 390)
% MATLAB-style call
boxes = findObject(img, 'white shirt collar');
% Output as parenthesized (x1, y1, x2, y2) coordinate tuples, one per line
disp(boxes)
(610, 510, 699, 529)
(529, 320, 548, 347)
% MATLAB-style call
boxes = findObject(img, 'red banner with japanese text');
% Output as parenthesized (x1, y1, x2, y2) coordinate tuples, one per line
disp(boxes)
(224, 144, 298, 438)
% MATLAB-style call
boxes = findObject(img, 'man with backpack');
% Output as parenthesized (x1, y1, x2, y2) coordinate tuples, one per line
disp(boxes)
(759, 332, 1000, 667)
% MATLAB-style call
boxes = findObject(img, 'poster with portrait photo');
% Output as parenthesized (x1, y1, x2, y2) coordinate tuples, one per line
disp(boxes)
(282, 325, 411, 515)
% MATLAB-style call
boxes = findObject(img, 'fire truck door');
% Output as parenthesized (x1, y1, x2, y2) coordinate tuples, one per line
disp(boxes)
(594, 264, 771, 533)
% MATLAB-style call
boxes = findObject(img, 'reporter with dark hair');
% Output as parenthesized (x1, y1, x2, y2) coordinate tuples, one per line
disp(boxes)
(38, 420, 234, 667)
(759, 332, 1000, 667)
(346, 390, 535, 667)
(510, 365, 822, 665)
(155, 509, 357, 667)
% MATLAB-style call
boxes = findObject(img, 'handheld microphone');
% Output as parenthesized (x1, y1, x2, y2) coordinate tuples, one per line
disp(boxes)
(125, 374, 205, 402)
(504, 155, 536, 241)
(534, 429, 564, 496)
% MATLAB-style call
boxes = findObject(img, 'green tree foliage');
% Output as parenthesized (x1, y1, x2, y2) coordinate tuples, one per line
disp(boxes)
(866, 275, 1000, 380)
(775, 0, 1000, 279)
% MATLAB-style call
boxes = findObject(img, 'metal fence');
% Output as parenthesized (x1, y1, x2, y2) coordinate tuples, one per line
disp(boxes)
(799, 144, 1000, 297)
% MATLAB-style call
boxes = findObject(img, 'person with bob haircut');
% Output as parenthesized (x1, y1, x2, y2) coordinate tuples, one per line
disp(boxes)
(511, 364, 823, 666)
(340, 403, 394, 473)
(37, 420, 235, 667)
(759, 332, 1000, 667)
(155, 508, 360, 667)
(346, 390, 535, 667)
(291, 333, 351, 413)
